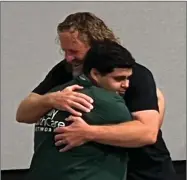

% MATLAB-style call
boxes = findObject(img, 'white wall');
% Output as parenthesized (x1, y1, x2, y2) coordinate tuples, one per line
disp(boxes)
(1, 1, 186, 170)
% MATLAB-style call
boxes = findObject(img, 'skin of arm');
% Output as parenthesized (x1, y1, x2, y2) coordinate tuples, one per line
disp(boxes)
(85, 110, 160, 147)
(157, 88, 165, 127)
(85, 88, 165, 147)
(16, 85, 93, 124)
(54, 89, 165, 150)
(16, 93, 52, 124)
(16, 60, 93, 124)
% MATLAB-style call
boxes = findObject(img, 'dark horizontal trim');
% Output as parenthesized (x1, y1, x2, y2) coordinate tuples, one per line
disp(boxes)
(1, 160, 186, 172)
(2, 169, 29, 173)
(1, 160, 186, 180)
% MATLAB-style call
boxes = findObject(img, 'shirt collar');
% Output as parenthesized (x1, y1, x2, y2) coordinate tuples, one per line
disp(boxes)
(75, 74, 93, 87)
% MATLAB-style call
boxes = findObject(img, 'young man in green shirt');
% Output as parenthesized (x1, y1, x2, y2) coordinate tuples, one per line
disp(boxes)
(26, 41, 135, 180)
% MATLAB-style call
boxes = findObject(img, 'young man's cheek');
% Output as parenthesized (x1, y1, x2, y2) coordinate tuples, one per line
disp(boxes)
(109, 83, 120, 92)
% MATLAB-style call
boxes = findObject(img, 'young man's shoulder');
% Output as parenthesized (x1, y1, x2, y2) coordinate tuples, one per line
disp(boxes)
(48, 79, 76, 93)
(82, 86, 132, 124)
(82, 86, 125, 106)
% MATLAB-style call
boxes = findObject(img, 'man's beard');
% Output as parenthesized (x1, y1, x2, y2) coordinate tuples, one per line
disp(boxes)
(65, 57, 83, 77)
(72, 64, 83, 77)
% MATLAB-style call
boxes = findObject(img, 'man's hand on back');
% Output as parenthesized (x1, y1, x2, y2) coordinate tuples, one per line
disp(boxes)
(54, 116, 92, 152)
(16, 84, 93, 123)
(49, 85, 94, 116)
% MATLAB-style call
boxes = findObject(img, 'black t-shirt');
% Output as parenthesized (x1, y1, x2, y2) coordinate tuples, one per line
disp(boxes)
(124, 64, 176, 180)
(32, 60, 176, 180)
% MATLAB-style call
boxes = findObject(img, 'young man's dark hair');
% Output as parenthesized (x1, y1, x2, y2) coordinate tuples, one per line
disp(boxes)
(83, 41, 135, 76)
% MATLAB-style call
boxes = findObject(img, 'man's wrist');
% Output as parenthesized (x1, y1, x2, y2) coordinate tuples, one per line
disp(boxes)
(85, 125, 99, 142)
(42, 93, 54, 109)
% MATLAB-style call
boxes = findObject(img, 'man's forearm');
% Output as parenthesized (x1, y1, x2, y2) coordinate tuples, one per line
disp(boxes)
(87, 120, 157, 147)
(16, 93, 53, 124)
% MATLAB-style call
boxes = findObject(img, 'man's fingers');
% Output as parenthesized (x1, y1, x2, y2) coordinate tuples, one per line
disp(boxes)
(59, 144, 73, 152)
(65, 116, 80, 122)
(65, 106, 82, 116)
(54, 127, 68, 134)
(74, 92, 94, 104)
(70, 101, 92, 113)
(71, 94, 93, 109)
(54, 133, 64, 141)
(68, 85, 93, 104)
(55, 140, 64, 146)
(70, 85, 83, 91)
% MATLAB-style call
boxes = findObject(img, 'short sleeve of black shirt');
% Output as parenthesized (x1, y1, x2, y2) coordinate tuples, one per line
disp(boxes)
(32, 60, 72, 95)
(124, 63, 159, 112)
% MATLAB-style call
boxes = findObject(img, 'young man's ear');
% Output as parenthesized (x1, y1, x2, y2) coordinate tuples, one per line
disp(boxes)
(90, 68, 101, 83)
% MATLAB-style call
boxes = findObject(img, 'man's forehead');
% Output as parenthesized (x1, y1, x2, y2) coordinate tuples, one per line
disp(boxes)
(60, 31, 79, 40)
(59, 32, 81, 48)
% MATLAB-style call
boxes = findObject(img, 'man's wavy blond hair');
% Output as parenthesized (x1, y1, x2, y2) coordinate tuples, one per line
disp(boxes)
(57, 12, 120, 46)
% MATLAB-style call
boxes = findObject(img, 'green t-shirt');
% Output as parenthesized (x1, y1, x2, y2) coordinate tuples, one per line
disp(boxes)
(26, 74, 132, 180)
